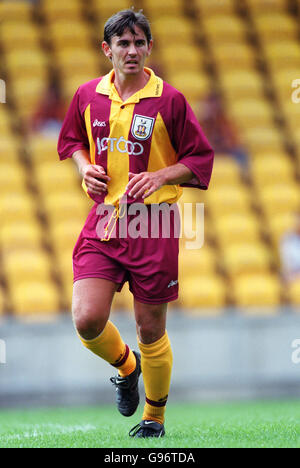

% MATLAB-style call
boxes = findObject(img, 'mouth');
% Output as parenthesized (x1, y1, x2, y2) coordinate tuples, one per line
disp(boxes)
(125, 60, 138, 65)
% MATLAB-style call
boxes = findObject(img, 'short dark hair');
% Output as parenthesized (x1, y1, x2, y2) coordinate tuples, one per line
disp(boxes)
(103, 9, 152, 45)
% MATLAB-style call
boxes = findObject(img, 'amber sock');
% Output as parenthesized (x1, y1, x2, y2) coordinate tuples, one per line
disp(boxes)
(138, 331, 173, 425)
(78, 320, 136, 377)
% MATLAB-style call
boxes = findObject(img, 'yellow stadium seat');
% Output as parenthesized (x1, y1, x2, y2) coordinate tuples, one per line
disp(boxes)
(228, 98, 274, 129)
(253, 14, 297, 41)
(221, 242, 272, 277)
(43, 192, 90, 224)
(266, 211, 297, 246)
(287, 279, 300, 306)
(168, 71, 210, 102)
(0, 137, 20, 160)
(55, 49, 100, 78)
(264, 41, 300, 70)
(179, 274, 227, 310)
(258, 183, 300, 216)
(272, 68, 300, 100)
(0, 108, 12, 134)
(11, 77, 47, 118)
(5, 50, 48, 80)
(0, 193, 37, 223)
(34, 161, 80, 194)
(62, 73, 99, 100)
(48, 20, 91, 49)
(206, 185, 252, 215)
(3, 248, 53, 283)
(111, 283, 133, 313)
(0, 163, 26, 194)
(231, 273, 281, 308)
(179, 244, 217, 277)
(282, 100, 300, 133)
(213, 213, 261, 247)
(0, 1, 33, 21)
(203, 15, 247, 43)
(0, 287, 6, 315)
(152, 17, 194, 44)
(28, 136, 60, 163)
(50, 219, 83, 254)
(220, 70, 264, 99)
(160, 45, 203, 74)
(209, 156, 242, 187)
(0, 22, 39, 51)
(246, 0, 287, 13)
(93, 0, 133, 18)
(10, 280, 60, 316)
(41, 0, 82, 21)
(143, 0, 183, 17)
(240, 126, 284, 153)
(250, 153, 295, 186)
(0, 220, 42, 251)
(212, 42, 256, 70)
(194, 0, 235, 16)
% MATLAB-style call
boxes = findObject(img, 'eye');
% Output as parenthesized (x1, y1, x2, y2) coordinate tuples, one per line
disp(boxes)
(136, 40, 146, 47)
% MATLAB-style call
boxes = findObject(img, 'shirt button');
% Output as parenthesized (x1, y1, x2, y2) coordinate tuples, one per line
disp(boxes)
(120, 105, 125, 109)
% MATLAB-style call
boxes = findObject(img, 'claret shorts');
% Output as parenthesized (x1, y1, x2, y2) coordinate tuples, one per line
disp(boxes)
(73, 203, 180, 304)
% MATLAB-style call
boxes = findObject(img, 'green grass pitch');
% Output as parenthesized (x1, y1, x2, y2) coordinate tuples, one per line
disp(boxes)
(0, 400, 299, 448)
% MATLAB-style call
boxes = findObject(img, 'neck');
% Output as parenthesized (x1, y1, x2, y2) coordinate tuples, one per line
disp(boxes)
(113, 69, 150, 101)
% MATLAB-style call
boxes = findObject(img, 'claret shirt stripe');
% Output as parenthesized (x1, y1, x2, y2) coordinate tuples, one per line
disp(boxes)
(84, 104, 95, 164)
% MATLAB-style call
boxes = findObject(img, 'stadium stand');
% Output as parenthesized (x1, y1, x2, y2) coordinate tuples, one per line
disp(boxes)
(0, 0, 300, 317)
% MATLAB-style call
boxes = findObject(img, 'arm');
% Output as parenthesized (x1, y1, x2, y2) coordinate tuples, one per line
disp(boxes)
(72, 149, 110, 197)
(126, 163, 193, 200)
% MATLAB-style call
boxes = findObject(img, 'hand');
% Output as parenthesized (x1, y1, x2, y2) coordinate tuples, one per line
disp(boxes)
(81, 164, 110, 196)
(126, 171, 165, 200)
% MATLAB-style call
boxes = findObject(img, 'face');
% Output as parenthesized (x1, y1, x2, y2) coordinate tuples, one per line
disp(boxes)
(102, 26, 153, 76)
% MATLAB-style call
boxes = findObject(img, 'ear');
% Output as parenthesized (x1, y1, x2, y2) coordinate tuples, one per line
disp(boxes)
(102, 41, 112, 60)
(147, 39, 153, 57)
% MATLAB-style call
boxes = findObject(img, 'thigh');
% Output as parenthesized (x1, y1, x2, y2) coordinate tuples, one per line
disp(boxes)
(72, 278, 118, 338)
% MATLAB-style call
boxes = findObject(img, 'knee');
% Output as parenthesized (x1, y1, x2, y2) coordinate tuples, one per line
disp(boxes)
(72, 304, 106, 340)
(136, 321, 165, 344)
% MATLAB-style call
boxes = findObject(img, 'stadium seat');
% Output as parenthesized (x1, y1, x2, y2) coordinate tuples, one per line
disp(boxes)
(0, 0, 33, 21)
(0, 287, 6, 316)
(43, 192, 91, 224)
(206, 185, 252, 215)
(28, 136, 61, 164)
(246, 0, 287, 13)
(202, 15, 247, 43)
(11, 77, 47, 119)
(228, 98, 274, 129)
(143, 0, 183, 18)
(55, 49, 100, 79)
(266, 212, 297, 246)
(41, 0, 82, 21)
(250, 153, 295, 186)
(179, 274, 227, 310)
(5, 50, 48, 80)
(263, 41, 300, 70)
(10, 280, 60, 317)
(0, 108, 12, 134)
(48, 20, 91, 50)
(221, 242, 272, 277)
(0, 163, 26, 194)
(111, 283, 133, 313)
(179, 244, 217, 276)
(287, 279, 300, 306)
(209, 156, 242, 187)
(0, 22, 40, 51)
(213, 213, 261, 247)
(0, 193, 37, 224)
(231, 273, 281, 308)
(49, 219, 83, 254)
(0, 138, 20, 161)
(253, 13, 297, 41)
(258, 183, 300, 216)
(151, 17, 194, 44)
(34, 161, 81, 194)
(194, 0, 235, 16)
(211, 42, 256, 70)
(160, 45, 203, 74)
(272, 68, 300, 101)
(0, 220, 42, 252)
(220, 70, 264, 99)
(93, 0, 133, 19)
(240, 126, 284, 153)
(3, 248, 53, 284)
(168, 71, 210, 103)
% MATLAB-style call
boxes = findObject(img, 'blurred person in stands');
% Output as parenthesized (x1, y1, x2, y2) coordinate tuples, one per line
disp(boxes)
(31, 75, 65, 137)
(279, 214, 300, 283)
(57, 9, 214, 439)
(196, 92, 248, 169)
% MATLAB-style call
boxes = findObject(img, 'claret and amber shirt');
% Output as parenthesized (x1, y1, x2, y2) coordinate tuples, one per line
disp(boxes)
(57, 67, 214, 206)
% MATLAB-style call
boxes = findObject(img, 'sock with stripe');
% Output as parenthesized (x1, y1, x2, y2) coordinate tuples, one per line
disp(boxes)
(78, 320, 136, 377)
(138, 331, 173, 425)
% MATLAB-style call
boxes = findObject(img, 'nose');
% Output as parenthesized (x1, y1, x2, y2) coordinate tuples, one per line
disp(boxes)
(128, 42, 137, 56)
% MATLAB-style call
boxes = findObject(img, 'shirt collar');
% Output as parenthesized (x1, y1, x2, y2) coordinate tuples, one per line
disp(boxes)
(96, 67, 163, 103)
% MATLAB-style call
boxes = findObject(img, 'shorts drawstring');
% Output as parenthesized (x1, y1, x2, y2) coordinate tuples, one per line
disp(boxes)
(101, 202, 126, 241)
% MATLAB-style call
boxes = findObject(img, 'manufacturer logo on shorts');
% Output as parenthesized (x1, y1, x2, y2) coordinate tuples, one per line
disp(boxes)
(131, 114, 155, 141)
(167, 280, 178, 288)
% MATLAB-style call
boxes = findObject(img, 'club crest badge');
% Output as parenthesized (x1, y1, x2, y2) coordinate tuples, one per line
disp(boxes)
(131, 114, 155, 141)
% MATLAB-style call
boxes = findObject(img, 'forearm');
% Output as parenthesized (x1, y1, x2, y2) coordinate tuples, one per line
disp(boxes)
(72, 149, 91, 177)
(155, 163, 194, 186)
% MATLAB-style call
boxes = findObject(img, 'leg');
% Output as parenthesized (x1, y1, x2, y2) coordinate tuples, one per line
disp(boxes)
(73, 277, 136, 377)
(134, 299, 173, 426)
